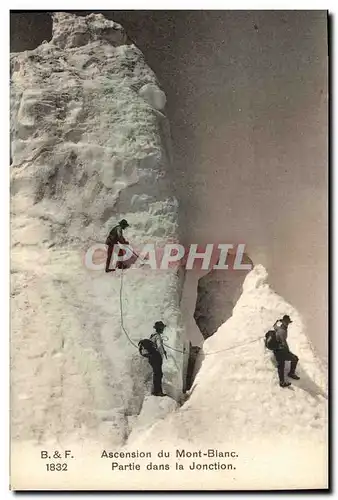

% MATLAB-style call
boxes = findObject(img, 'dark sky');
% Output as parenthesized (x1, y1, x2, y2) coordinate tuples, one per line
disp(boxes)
(10, 11, 328, 357)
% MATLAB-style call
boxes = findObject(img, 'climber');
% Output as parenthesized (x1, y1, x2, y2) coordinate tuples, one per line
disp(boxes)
(138, 321, 168, 396)
(105, 219, 130, 273)
(269, 314, 300, 388)
(150, 321, 168, 360)
(138, 337, 165, 397)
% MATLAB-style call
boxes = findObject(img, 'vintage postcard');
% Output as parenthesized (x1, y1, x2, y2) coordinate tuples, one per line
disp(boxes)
(10, 9, 328, 490)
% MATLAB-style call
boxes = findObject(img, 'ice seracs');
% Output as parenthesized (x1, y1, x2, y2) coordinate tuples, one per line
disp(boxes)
(11, 11, 187, 445)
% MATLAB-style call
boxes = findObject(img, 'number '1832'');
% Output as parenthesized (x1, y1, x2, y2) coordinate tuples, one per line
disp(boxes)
(46, 463, 68, 471)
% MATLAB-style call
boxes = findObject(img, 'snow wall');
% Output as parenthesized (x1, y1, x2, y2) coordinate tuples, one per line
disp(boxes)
(11, 12, 188, 445)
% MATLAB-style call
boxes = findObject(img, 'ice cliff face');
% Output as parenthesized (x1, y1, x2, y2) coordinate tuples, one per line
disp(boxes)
(10, 12, 187, 444)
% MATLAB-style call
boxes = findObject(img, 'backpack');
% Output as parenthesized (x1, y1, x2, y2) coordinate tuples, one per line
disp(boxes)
(264, 330, 280, 351)
(138, 338, 157, 358)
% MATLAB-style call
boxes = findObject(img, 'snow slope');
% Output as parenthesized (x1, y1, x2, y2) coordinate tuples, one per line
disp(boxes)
(126, 265, 328, 489)
(11, 12, 187, 445)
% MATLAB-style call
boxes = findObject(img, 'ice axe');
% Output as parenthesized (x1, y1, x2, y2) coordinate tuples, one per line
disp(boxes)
(126, 246, 148, 267)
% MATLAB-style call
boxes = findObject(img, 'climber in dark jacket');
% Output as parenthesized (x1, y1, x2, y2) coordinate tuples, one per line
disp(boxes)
(138, 322, 168, 396)
(138, 337, 165, 396)
(150, 321, 168, 360)
(105, 219, 129, 273)
(272, 315, 300, 388)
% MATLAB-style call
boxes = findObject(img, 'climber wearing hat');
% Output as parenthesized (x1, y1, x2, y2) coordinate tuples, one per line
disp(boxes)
(105, 219, 130, 273)
(138, 321, 168, 397)
(272, 314, 300, 388)
(150, 321, 168, 360)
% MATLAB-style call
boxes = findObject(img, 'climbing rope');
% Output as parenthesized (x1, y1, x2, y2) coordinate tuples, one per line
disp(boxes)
(119, 269, 138, 349)
(164, 337, 262, 356)
(118, 271, 328, 401)
(118, 269, 264, 356)
(164, 343, 187, 354)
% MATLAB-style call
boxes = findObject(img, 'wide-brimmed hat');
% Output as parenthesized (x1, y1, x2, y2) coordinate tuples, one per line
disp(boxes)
(119, 219, 129, 228)
(154, 321, 166, 330)
(282, 314, 292, 323)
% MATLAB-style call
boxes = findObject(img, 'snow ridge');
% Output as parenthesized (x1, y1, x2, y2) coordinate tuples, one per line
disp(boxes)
(142, 265, 327, 441)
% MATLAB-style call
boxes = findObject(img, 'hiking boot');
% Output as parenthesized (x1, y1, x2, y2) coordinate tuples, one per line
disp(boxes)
(279, 381, 291, 388)
(105, 269, 115, 273)
(288, 373, 300, 380)
(151, 391, 166, 397)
